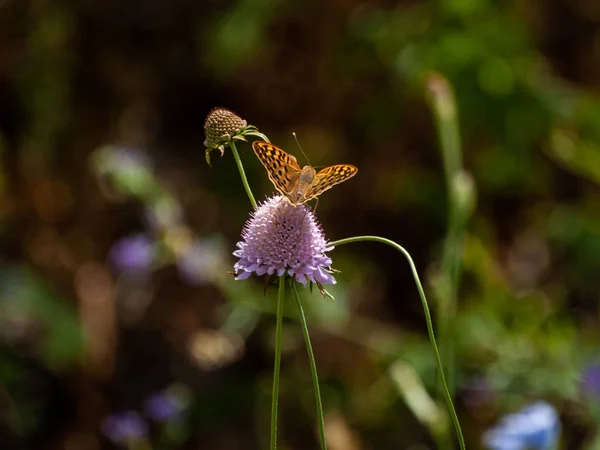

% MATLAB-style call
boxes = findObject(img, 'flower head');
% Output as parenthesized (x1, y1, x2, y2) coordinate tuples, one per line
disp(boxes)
(483, 401, 561, 450)
(101, 411, 148, 446)
(233, 195, 336, 286)
(204, 107, 247, 148)
(109, 234, 156, 274)
(144, 385, 191, 423)
(203, 107, 269, 165)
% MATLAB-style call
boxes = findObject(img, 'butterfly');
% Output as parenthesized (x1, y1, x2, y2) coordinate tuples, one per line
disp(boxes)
(252, 141, 358, 205)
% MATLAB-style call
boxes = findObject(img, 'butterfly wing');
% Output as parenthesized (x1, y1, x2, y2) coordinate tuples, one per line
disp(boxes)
(304, 164, 358, 202)
(252, 141, 302, 197)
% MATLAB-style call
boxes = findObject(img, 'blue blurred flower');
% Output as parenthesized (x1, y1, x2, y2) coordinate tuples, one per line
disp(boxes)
(483, 401, 560, 450)
(233, 195, 336, 285)
(101, 411, 148, 445)
(581, 363, 600, 399)
(109, 234, 155, 273)
(144, 385, 191, 422)
(177, 238, 225, 285)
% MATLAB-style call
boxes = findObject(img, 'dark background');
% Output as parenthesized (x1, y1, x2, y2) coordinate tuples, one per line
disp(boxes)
(1, 0, 599, 448)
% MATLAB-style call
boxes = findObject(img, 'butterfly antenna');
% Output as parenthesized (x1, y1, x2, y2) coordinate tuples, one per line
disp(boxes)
(292, 132, 311, 166)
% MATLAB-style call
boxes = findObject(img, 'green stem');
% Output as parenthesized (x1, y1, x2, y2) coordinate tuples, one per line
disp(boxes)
(425, 72, 469, 396)
(291, 283, 328, 450)
(270, 275, 286, 450)
(426, 73, 463, 293)
(230, 140, 257, 209)
(329, 235, 466, 450)
(425, 73, 462, 209)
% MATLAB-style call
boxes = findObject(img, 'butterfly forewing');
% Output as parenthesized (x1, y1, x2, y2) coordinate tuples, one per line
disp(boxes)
(252, 141, 358, 204)
(305, 164, 358, 201)
(252, 141, 302, 197)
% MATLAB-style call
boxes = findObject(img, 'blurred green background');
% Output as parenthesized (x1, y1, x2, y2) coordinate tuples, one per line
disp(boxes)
(1, 0, 600, 448)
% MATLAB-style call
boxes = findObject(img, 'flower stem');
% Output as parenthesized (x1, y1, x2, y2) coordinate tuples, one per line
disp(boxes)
(329, 235, 465, 450)
(270, 275, 286, 450)
(291, 283, 328, 450)
(425, 73, 463, 216)
(427, 73, 464, 294)
(230, 140, 257, 209)
(425, 72, 474, 396)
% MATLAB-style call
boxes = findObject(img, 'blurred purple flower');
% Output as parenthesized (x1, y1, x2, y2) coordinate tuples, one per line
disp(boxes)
(109, 234, 155, 273)
(483, 401, 560, 450)
(233, 195, 336, 285)
(177, 238, 225, 285)
(101, 411, 148, 445)
(144, 386, 191, 423)
(581, 363, 600, 399)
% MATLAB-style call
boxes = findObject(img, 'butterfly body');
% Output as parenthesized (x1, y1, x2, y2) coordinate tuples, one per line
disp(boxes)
(252, 141, 357, 206)
(287, 166, 317, 204)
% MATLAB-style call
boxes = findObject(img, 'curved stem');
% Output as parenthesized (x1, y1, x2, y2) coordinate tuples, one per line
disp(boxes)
(291, 283, 328, 450)
(270, 275, 286, 450)
(329, 235, 465, 450)
(230, 140, 257, 209)
(425, 73, 467, 395)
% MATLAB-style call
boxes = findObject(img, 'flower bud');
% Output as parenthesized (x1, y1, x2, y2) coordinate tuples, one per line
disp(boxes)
(203, 107, 247, 150)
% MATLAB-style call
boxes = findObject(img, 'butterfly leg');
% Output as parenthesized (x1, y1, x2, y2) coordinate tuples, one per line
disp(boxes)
(310, 197, 320, 215)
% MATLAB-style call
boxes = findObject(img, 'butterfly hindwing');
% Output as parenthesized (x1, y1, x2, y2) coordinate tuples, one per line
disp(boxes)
(306, 164, 358, 201)
(253, 141, 358, 204)
(252, 141, 302, 196)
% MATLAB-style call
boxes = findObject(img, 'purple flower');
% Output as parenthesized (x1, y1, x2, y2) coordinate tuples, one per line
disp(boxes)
(233, 195, 336, 285)
(101, 411, 148, 445)
(483, 401, 560, 450)
(109, 234, 155, 273)
(177, 238, 225, 285)
(581, 363, 600, 399)
(144, 387, 190, 422)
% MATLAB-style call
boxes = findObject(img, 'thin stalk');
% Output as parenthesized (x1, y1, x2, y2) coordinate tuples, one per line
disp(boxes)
(425, 73, 463, 212)
(426, 73, 464, 294)
(270, 275, 286, 450)
(230, 140, 257, 209)
(291, 283, 328, 450)
(425, 72, 469, 396)
(329, 235, 465, 450)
